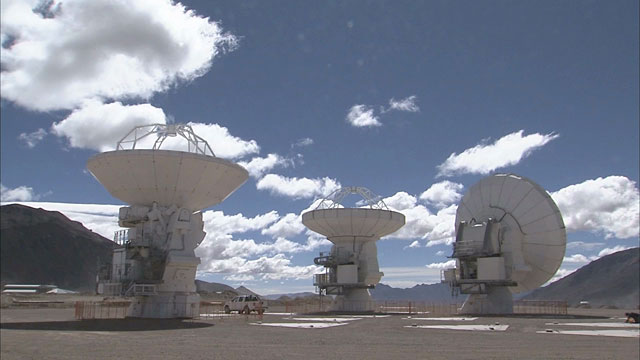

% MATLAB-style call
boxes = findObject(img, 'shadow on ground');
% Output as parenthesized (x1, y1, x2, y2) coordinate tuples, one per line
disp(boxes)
(0, 319, 214, 332)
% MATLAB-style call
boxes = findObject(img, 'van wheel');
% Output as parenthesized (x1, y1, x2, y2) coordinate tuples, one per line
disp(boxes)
(224, 306, 230, 314)
(243, 306, 250, 314)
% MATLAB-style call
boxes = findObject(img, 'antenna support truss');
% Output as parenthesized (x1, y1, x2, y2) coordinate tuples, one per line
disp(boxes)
(116, 124, 215, 157)
(315, 186, 389, 210)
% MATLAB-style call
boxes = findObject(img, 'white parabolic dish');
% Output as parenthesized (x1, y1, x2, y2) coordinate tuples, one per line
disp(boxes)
(455, 173, 566, 293)
(302, 208, 405, 238)
(87, 149, 248, 211)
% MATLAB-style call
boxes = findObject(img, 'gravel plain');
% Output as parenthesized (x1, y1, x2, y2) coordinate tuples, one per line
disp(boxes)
(1, 307, 638, 360)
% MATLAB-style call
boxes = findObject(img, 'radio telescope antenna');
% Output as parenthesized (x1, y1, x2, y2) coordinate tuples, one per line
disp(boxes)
(116, 123, 215, 156)
(88, 123, 248, 318)
(303, 187, 405, 312)
(442, 173, 566, 314)
(315, 186, 389, 210)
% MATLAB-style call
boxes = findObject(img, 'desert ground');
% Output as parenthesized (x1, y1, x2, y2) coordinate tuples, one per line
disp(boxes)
(1, 296, 638, 360)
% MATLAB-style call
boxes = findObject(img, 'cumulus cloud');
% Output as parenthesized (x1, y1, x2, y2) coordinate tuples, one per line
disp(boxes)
(551, 176, 639, 239)
(261, 213, 306, 238)
(346, 105, 380, 127)
(256, 174, 341, 199)
(403, 240, 421, 250)
(548, 268, 578, 283)
(426, 259, 456, 269)
(388, 95, 419, 112)
(51, 103, 260, 158)
(597, 245, 632, 258)
(188, 123, 259, 159)
(238, 154, 291, 178)
(18, 128, 47, 148)
(381, 191, 456, 245)
(1, 0, 237, 111)
(436, 130, 559, 177)
(0, 184, 41, 202)
(419, 180, 464, 209)
(51, 100, 166, 152)
(198, 254, 320, 280)
(563, 254, 591, 263)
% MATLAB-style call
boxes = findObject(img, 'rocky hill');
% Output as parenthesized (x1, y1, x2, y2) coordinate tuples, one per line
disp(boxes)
(524, 247, 639, 308)
(195, 280, 236, 294)
(0, 204, 118, 291)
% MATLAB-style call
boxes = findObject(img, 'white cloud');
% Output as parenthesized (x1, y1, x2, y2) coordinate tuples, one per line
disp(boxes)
(203, 210, 279, 236)
(388, 95, 419, 112)
(261, 213, 306, 238)
(292, 137, 314, 148)
(551, 176, 639, 239)
(381, 192, 456, 245)
(436, 250, 446, 256)
(436, 130, 559, 177)
(198, 254, 321, 280)
(51, 103, 260, 159)
(188, 123, 259, 160)
(256, 174, 341, 199)
(426, 259, 456, 269)
(0, 184, 40, 202)
(566, 241, 606, 250)
(548, 268, 578, 283)
(597, 245, 632, 258)
(419, 180, 464, 209)
(18, 128, 47, 148)
(346, 104, 381, 127)
(51, 100, 166, 152)
(238, 154, 291, 178)
(407, 240, 421, 249)
(563, 254, 591, 263)
(1, 0, 237, 111)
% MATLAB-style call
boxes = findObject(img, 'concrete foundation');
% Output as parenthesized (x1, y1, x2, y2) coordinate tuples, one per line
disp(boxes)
(460, 287, 513, 314)
(333, 288, 375, 312)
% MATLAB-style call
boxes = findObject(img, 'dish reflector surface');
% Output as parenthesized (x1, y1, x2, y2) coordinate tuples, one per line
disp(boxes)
(455, 174, 566, 293)
(87, 149, 248, 210)
(302, 208, 405, 238)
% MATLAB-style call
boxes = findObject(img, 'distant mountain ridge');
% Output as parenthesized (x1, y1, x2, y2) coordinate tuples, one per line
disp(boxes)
(1, 204, 117, 291)
(371, 282, 464, 303)
(524, 247, 639, 308)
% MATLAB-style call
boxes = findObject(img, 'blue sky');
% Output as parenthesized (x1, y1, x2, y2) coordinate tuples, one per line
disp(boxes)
(1, 0, 638, 294)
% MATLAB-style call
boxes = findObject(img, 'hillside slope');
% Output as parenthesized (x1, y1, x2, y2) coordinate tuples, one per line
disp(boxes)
(524, 247, 639, 308)
(1, 204, 117, 291)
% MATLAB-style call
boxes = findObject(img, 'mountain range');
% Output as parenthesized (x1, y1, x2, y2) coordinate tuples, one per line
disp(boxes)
(1, 204, 116, 291)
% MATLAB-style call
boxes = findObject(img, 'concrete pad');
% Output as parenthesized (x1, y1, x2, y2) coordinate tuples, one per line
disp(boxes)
(545, 322, 640, 328)
(404, 324, 509, 331)
(292, 317, 361, 322)
(264, 313, 298, 316)
(403, 317, 478, 321)
(537, 329, 639, 338)
(250, 322, 348, 329)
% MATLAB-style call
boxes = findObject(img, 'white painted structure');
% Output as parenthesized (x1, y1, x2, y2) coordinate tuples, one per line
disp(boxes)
(303, 187, 405, 312)
(442, 174, 566, 314)
(89, 124, 248, 318)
